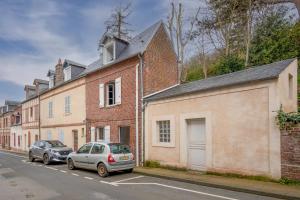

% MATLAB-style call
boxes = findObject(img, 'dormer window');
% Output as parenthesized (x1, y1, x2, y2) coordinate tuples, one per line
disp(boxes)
(49, 76, 54, 88)
(64, 66, 71, 81)
(103, 41, 115, 64)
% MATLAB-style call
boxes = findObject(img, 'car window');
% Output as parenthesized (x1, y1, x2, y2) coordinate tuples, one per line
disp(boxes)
(77, 144, 93, 154)
(109, 144, 131, 154)
(39, 141, 46, 148)
(47, 140, 65, 147)
(91, 144, 105, 154)
(33, 141, 39, 146)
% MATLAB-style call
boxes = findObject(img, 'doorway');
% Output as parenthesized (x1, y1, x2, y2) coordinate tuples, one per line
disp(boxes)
(73, 130, 78, 151)
(187, 118, 206, 171)
(119, 126, 130, 145)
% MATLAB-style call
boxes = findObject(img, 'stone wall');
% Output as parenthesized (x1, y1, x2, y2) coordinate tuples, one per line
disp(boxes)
(281, 123, 300, 180)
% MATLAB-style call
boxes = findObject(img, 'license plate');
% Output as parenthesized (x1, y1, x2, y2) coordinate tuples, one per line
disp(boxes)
(119, 156, 129, 160)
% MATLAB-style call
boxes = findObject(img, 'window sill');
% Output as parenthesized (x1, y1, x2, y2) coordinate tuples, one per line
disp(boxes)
(100, 103, 121, 109)
(64, 112, 72, 116)
(152, 142, 175, 148)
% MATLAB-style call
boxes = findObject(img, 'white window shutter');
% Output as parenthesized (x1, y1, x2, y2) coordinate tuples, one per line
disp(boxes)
(91, 127, 95, 142)
(115, 77, 121, 104)
(104, 126, 110, 143)
(99, 84, 104, 108)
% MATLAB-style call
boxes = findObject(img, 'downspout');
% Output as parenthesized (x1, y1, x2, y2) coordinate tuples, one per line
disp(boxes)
(135, 63, 139, 166)
(138, 53, 144, 166)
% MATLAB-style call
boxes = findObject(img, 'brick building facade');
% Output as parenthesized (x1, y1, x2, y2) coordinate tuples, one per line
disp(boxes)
(86, 21, 178, 165)
(281, 123, 300, 181)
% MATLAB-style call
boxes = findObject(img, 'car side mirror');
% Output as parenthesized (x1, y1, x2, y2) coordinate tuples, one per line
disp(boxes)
(40, 145, 45, 149)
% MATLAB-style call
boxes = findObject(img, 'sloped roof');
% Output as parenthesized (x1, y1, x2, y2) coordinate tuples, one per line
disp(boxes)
(64, 59, 86, 69)
(5, 100, 21, 106)
(82, 20, 163, 75)
(34, 79, 49, 85)
(145, 58, 297, 102)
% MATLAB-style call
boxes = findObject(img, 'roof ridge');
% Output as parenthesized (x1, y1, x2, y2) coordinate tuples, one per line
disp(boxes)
(129, 19, 163, 43)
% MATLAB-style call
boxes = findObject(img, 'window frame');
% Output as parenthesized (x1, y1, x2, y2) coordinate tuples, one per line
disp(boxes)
(64, 66, 72, 81)
(158, 120, 171, 143)
(77, 143, 93, 154)
(106, 81, 116, 106)
(48, 101, 53, 118)
(64, 96, 71, 114)
(152, 115, 175, 148)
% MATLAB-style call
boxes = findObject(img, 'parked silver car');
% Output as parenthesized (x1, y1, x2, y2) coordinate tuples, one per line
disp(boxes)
(67, 142, 135, 177)
(29, 140, 73, 165)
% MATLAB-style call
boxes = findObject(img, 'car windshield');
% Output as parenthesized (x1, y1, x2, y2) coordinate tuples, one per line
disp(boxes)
(109, 144, 131, 154)
(46, 141, 65, 148)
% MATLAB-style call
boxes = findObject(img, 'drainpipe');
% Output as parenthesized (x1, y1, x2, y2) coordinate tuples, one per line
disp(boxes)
(135, 63, 139, 166)
(38, 95, 41, 140)
(138, 53, 144, 166)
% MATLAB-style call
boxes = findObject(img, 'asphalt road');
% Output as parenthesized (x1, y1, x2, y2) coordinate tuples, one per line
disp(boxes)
(0, 151, 281, 200)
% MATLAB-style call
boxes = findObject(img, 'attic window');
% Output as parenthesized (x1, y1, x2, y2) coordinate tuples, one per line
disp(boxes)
(104, 42, 115, 64)
(49, 76, 54, 88)
(64, 66, 71, 81)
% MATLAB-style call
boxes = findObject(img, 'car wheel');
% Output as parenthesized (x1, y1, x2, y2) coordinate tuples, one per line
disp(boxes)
(125, 168, 133, 173)
(29, 152, 35, 162)
(43, 154, 50, 165)
(68, 159, 75, 170)
(97, 163, 109, 177)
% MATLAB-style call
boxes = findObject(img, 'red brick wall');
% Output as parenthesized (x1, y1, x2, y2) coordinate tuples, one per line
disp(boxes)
(281, 124, 300, 180)
(86, 57, 139, 153)
(143, 24, 178, 96)
(85, 24, 178, 163)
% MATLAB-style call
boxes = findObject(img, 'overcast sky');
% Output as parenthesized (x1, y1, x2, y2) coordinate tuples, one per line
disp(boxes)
(0, 0, 201, 105)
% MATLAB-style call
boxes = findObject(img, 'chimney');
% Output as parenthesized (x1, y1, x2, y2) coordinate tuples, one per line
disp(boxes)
(55, 58, 64, 86)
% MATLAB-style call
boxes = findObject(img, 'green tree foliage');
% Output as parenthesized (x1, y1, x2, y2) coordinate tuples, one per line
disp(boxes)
(250, 8, 300, 66)
(211, 55, 244, 76)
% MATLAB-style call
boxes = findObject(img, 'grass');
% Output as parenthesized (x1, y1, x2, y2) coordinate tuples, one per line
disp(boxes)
(144, 160, 300, 185)
(144, 160, 187, 171)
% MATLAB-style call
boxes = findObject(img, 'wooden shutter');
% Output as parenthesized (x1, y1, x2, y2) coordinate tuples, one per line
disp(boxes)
(104, 126, 110, 143)
(34, 105, 39, 121)
(99, 84, 104, 108)
(115, 77, 121, 104)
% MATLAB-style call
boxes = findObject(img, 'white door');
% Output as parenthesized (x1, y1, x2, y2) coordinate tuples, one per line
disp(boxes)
(187, 118, 206, 171)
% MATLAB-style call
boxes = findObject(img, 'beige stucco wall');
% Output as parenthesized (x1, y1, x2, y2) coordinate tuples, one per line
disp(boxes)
(40, 77, 86, 148)
(22, 97, 39, 129)
(10, 125, 23, 151)
(22, 128, 39, 152)
(145, 61, 298, 179)
(40, 78, 86, 126)
(41, 126, 86, 150)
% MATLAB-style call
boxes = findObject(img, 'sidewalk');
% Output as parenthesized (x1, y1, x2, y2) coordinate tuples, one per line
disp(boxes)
(134, 167, 300, 200)
(0, 148, 27, 156)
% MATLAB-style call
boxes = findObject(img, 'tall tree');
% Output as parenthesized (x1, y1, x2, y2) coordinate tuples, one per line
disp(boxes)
(167, 1, 200, 82)
(250, 7, 300, 66)
(105, 2, 133, 39)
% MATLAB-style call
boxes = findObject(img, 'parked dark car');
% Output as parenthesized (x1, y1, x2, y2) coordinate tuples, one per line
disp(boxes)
(29, 140, 73, 165)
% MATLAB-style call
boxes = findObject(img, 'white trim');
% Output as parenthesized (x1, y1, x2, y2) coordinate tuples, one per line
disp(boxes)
(152, 115, 175, 148)
(143, 84, 179, 99)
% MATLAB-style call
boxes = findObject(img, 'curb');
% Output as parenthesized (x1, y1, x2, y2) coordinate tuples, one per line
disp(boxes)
(0, 149, 27, 157)
(134, 170, 300, 200)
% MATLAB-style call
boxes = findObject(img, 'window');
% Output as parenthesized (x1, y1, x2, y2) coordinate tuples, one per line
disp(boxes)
(289, 74, 293, 99)
(47, 131, 52, 140)
(77, 143, 93, 154)
(158, 120, 170, 143)
(91, 144, 105, 154)
(107, 82, 115, 105)
(48, 102, 53, 118)
(58, 130, 64, 143)
(65, 96, 71, 114)
(95, 127, 104, 141)
(103, 42, 115, 64)
(64, 66, 71, 81)
(49, 76, 54, 88)
(30, 107, 33, 118)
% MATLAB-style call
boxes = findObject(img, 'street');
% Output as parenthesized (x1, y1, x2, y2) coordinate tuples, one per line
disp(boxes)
(0, 151, 281, 200)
